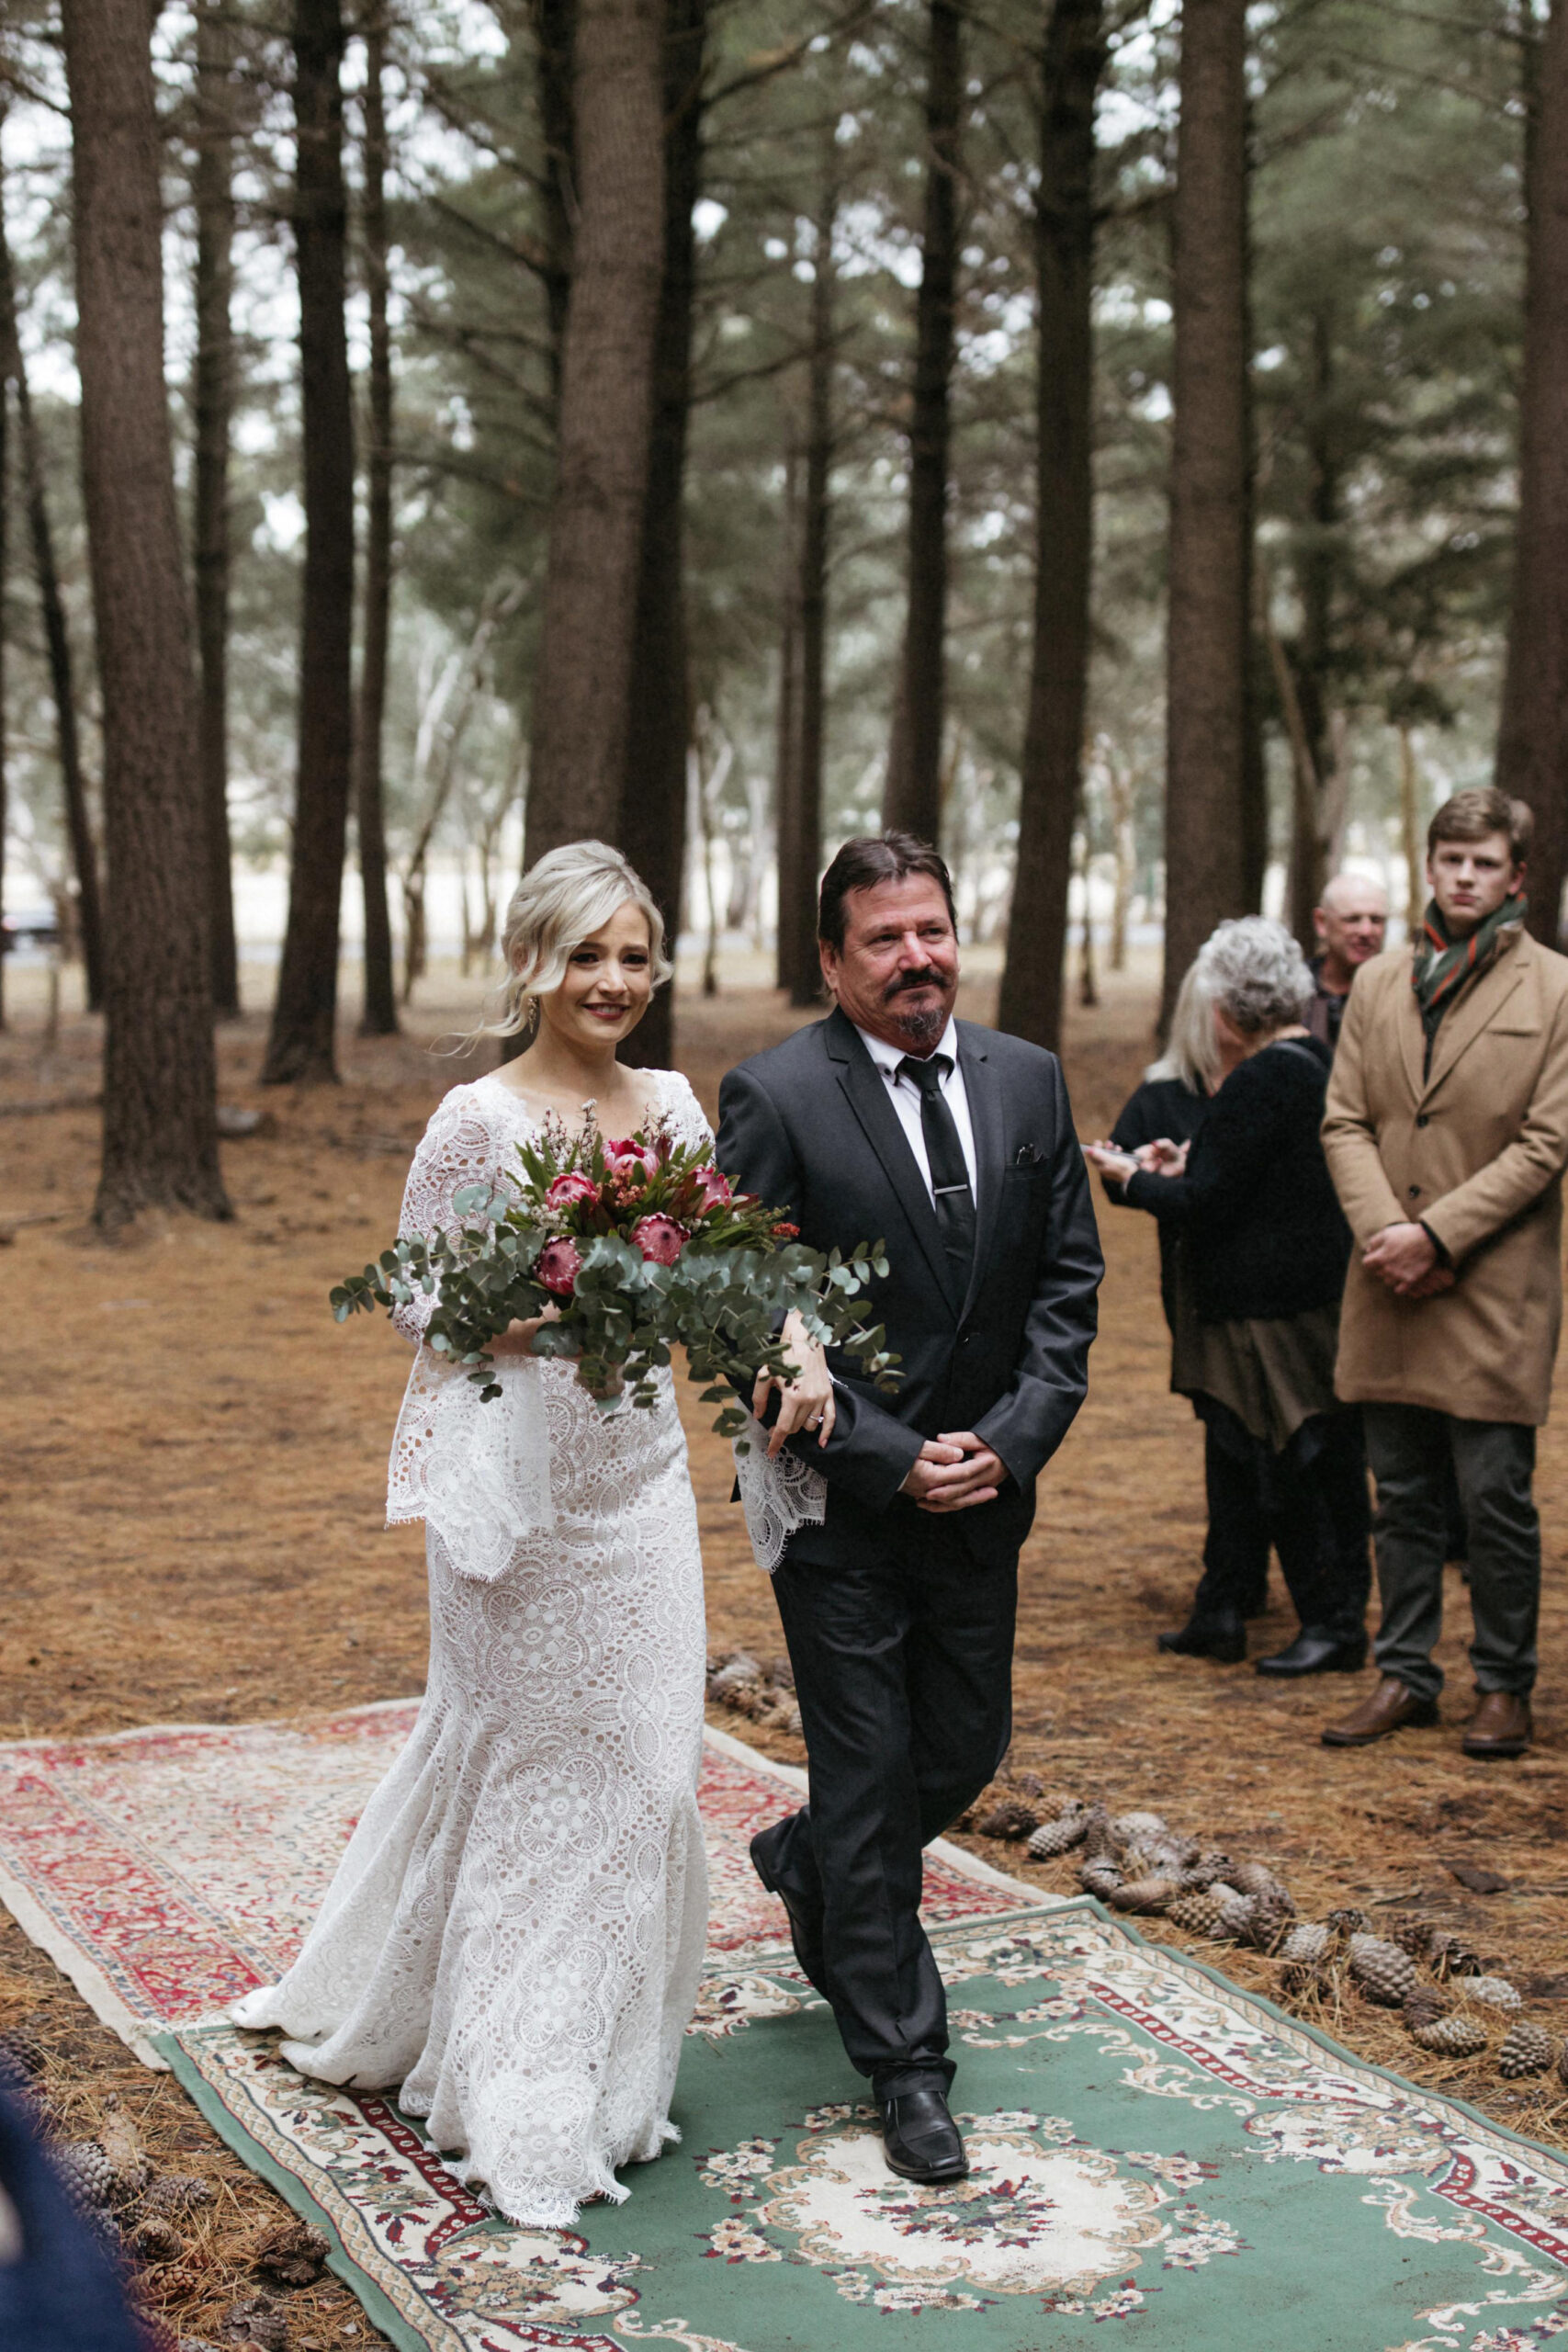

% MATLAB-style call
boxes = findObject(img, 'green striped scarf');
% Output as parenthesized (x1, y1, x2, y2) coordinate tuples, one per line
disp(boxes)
(1411, 891, 1528, 1021)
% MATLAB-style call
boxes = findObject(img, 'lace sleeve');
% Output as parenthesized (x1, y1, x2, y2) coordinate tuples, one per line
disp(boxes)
(657, 1070, 716, 1157)
(392, 1087, 505, 1346)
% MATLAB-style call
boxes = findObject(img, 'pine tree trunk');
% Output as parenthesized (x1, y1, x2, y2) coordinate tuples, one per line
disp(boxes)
(621, 0, 705, 1073)
(1159, 0, 1252, 1031)
(355, 3, 399, 1036)
(193, 0, 240, 1017)
(531, 0, 577, 423)
(778, 173, 835, 1012)
(262, 0, 357, 1083)
(61, 0, 228, 1227)
(1283, 308, 1338, 945)
(882, 0, 961, 843)
(0, 356, 6, 1033)
(1496, 0, 1568, 946)
(0, 191, 106, 1013)
(773, 437, 802, 993)
(996, 0, 1103, 1051)
(524, 0, 666, 863)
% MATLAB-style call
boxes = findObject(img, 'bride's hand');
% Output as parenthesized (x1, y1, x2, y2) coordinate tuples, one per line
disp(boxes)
(752, 1308, 836, 1457)
(488, 1302, 562, 1359)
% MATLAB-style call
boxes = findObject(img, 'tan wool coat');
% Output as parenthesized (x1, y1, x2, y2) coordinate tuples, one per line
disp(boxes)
(1322, 928, 1568, 1426)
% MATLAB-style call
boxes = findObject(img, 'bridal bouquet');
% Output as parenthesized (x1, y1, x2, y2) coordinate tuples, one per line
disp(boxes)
(332, 1107, 898, 1436)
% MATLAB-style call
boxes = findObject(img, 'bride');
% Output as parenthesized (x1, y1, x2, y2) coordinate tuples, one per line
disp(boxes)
(232, 840, 829, 2227)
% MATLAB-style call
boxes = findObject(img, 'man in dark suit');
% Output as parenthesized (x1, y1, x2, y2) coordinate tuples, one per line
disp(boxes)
(716, 831, 1102, 2186)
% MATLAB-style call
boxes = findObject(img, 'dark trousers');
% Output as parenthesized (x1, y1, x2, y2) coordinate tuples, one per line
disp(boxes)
(1191, 1404, 1371, 1642)
(1364, 1405, 1540, 1702)
(759, 1517, 1016, 2099)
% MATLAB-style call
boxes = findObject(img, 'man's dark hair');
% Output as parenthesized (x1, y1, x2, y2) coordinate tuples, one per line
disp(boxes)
(1428, 786, 1533, 865)
(817, 831, 957, 952)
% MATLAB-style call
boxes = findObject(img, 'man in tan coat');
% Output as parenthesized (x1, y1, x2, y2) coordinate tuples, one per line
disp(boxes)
(1321, 787, 1568, 1758)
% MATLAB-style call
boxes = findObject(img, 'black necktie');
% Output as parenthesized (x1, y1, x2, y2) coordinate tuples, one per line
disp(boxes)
(897, 1053, 976, 1287)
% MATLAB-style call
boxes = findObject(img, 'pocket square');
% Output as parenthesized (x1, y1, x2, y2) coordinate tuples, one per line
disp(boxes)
(1012, 1142, 1043, 1167)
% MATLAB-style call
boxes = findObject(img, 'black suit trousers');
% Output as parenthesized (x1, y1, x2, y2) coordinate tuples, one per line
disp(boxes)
(756, 1510, 1017, 2097)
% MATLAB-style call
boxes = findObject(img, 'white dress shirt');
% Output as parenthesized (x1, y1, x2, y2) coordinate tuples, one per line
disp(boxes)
(852, 1015, 979, 1209)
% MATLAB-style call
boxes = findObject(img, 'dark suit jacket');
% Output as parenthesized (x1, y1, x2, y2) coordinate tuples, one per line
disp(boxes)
(715, 1006, 1103, 1568)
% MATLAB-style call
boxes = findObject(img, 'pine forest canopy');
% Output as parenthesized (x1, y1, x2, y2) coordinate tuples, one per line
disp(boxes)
(0, 0, 1559, 1214)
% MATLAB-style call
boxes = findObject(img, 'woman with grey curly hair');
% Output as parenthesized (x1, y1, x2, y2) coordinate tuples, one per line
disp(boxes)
(1087, 917, 1371, 1678)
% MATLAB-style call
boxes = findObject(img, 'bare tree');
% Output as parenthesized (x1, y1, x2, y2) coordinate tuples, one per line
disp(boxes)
(0, 180, 106, 1012)
(524, 0, 666, 862)
(996, 0, 1104, 1051)
(1495, 0, 1568, 945)
(882, 0, 962, 844)
(355, 0, 399, 1034)
(1159, 0, 1252, 1030)
(60, 0, 228, 1227)
(192, 0, 241, 1016)
(262, 0, 357, 1083)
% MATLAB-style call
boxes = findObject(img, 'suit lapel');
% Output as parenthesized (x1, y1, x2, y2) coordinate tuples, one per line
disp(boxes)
(956, 1027, 1004, 1327)
(1423, 934, 1529, 1101)
(825, 1007, 959, 1315)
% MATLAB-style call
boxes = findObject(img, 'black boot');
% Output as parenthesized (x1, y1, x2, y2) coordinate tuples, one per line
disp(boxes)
(1255, 1627, 1367, 1677)
(1156, 1612, 1246, 1664)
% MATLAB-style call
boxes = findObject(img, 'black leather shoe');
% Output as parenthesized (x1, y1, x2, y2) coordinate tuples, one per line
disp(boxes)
(1157, 1614, 1246, 1664)
(879, 2086, 969, 2184)
(1256, 1630, 1368, 1678)
(749, 1832, 828, 1994)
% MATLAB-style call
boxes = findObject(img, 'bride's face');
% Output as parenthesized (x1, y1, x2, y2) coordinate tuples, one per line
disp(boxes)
(537, 899, 655, 1051)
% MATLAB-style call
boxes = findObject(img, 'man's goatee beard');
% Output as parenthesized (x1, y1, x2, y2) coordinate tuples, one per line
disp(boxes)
(888, 1001, 947, 1051)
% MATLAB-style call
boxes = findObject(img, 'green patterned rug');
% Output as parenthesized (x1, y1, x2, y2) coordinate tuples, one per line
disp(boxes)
(164, 1899, 1568, 2352)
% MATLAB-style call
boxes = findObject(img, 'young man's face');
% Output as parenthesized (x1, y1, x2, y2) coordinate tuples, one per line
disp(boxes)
(1426, 831, 1521, 939)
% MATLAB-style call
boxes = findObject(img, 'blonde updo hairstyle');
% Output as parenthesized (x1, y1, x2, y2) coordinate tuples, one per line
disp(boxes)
(492, 839, 671, 1040)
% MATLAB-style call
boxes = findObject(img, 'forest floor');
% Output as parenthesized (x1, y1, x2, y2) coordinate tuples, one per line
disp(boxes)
(5, 952, 1568, 2348)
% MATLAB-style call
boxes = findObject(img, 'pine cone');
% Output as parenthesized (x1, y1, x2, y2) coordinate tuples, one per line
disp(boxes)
(1411, 2012, 1488, 2058)
(1027, 1804, 1089, 1860)
(1281, 1960, 1333, 1999)
(1080, 1860, 1123, 1903)
(1403, 1985, 1452, 2031)
(0, 2026, 49, 2088)
(976, 1801, 1039, 1841)
(1079, 1803, 1115, 1863)
(1167, 1888, 1226, 1937)
(144, 2173, 217, 2219)
(1241, 1893, 1295, 1952)
(1108, 1875, 1179, 1915)
(1428, 1932, 1483, 1979)
(1324, 1907, 1372, 1943)
(1183, 1849, 1235, 1892)
(1464, 1974, 1522, 2013)
(1111, 1810, 1169, 1845)
(706, 1654, 760, 1702)
(1497, 2021, 1555, 2079)
(1279, 1923, 1330, 1967)
(1214, 1888, 1258, 1941)
(55, 2140, 117, 2212)
(1348, 1935, 1418, 2007)
(1229, 1861, 1294, 1913)
(220, 2297, 288, 2351)
(253, 2220, 330, 2288)
(132, 2216, 188, 2265)
(1386, 1915, 1437, 1961)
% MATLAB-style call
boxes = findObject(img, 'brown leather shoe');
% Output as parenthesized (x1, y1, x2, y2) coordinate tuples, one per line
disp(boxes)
(1321, 1676, 1439, 1747)
(1461, 1690, 1532, 1759)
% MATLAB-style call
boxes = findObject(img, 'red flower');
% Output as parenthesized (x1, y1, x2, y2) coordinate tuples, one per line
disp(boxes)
(536, 1237, 583, 1296)
(546, 1170, 599, 1209)
(692, 1166, 734, 1211)
(630, 1214, 689, 1266)
(605, 1138, 660, 1184)
(772, 1221, 800, 1239)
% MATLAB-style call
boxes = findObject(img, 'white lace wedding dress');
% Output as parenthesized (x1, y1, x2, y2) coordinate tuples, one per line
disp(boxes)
(231, 1069, 711, 2228)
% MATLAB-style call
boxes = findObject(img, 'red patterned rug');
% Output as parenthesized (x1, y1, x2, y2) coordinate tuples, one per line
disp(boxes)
(0, 1702, 1037, 2064)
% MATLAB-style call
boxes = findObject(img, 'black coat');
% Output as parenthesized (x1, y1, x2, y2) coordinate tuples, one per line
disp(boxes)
(715, 1006, 1103, 1568)
(1108, 1073, 1210, 1333)
(1124, 1035, 1351, 1323)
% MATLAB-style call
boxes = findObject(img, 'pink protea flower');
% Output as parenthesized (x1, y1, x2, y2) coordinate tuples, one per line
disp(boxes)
(630, 1214, 689, 1266)
(691, 1166, 733, 1211)
(605, 1138, 660, 1183)
(546, 1170, 599, 1210)
(536, 1237, 583, 1296)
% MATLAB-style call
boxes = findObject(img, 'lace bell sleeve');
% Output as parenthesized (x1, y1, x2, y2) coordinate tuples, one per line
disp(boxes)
(391, 1090, 504, 1348)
